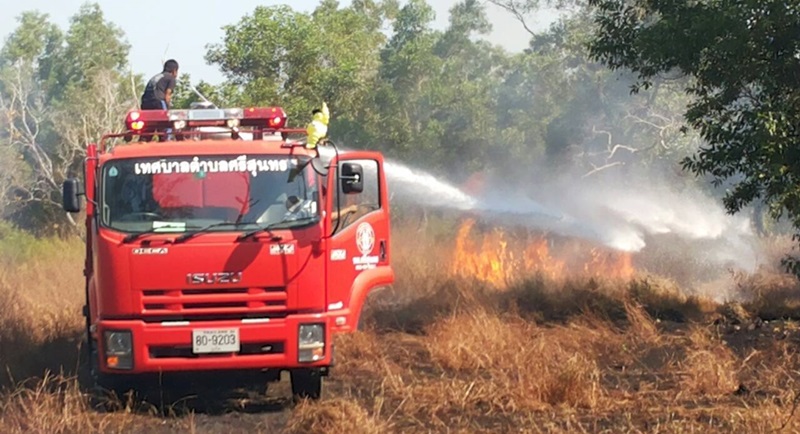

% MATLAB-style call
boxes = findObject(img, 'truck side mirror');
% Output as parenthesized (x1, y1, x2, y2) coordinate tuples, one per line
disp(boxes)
(62, 178, 82, 213)
(340, 163, 363, 194)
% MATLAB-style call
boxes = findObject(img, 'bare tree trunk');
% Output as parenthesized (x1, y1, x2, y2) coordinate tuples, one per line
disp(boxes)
(1, 62, 132, 227)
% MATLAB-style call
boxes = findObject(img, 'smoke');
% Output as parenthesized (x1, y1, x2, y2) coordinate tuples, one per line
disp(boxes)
(496, 163, 761, 272)
(373, 1, 767, 300)
(384, 156, 762, 283)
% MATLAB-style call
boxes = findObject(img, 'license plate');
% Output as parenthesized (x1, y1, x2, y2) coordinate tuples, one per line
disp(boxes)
(192, 328, 240, 354)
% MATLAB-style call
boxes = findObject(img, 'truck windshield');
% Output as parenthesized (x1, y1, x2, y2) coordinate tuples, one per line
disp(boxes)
(100, 154, 320, 234)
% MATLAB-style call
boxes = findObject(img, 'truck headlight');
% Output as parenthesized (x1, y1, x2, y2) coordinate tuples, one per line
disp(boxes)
(298, 323, 325, 363)
(104, 330, 133, 370)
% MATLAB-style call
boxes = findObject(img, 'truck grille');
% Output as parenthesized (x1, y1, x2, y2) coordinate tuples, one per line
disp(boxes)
(141, 287, 287, 317)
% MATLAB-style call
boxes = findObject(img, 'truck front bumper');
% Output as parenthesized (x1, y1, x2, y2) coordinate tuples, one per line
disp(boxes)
(94, 314, 332, 374)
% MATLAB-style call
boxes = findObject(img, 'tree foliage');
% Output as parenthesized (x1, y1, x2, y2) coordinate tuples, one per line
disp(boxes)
(0, 0, 704, 235)
(0, 3, 134, 233)
(203, 0, 699, 181)
(205, 0, 393, 134)
(587, 0, 800, 268)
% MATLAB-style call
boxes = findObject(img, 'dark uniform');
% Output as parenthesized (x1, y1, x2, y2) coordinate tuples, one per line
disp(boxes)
(140, 59, 178, 110)
(141, 73, 176, 110)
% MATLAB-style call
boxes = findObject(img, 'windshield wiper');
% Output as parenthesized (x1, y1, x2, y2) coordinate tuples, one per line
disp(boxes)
(173, 222, 264, 243)
(121, 224, 187, 243)
(122, 230, 163, 243)
(237, 216, 318, 242)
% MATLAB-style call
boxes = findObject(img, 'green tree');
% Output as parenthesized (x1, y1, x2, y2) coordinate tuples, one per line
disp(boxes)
(486, 2, 699, 185)
(586, 0, 800, 268)
(0, 3, 134, 233)
(206, 5, 319, 113)
(424, 0, 507, 176)
(0, 12, 64, 229)
(205, 0, 392, 132)
(368, 0, 511, 177)
(0, 11, 62, 68)
(46, 3, 130, 101)
(171, 73, 239, 109)
(369, 0, 442, 163)
(51, 3, 135, 177)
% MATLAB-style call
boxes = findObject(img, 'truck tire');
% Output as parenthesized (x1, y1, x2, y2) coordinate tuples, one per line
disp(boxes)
(78, 338, 141, 409)
(78, 339, 116, 409)
(290, 369, 322, 400)
(77, 339, 95, 392)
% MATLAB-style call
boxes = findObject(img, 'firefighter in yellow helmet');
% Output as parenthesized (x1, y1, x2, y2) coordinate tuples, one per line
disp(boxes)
(305, 102, 330, 149)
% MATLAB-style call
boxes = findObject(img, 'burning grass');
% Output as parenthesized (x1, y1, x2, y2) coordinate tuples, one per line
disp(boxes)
(450, 218, 635, 287)
(3, 218, 800, 432)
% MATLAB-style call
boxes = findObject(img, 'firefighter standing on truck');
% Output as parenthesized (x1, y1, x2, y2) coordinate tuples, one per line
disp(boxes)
(305, 102, 330, 149)
(140, 59, 179, 110)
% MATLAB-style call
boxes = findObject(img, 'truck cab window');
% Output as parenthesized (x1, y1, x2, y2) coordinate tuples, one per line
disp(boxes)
(331, 159, 380, 233)
(101, 155, 319, 233)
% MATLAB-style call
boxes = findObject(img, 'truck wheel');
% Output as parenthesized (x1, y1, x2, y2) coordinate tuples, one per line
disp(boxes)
(77, 339, 95, 392)
(290, 369, 322, 400)
(77, 339, 115, 408)
(78, 338, 139, 410)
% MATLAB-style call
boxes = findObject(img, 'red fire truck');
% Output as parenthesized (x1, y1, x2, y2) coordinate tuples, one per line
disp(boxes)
(62, 106, 394, 399)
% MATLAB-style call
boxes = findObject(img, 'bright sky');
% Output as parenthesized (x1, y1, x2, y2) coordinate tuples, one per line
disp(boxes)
(0, 0, 558, 85)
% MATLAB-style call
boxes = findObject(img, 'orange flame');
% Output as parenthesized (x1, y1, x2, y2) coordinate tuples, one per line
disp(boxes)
(584, 248, 634, 281)
(451, 218, 634, 287)
(451, 219, 510, 287)
(522, 237, 565, 280)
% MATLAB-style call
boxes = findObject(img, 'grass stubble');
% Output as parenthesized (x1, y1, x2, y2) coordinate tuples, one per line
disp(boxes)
(2, 224, 800, 433)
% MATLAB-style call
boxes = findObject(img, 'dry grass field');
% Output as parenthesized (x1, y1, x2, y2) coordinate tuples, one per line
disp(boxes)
(3, 217, 800, 433)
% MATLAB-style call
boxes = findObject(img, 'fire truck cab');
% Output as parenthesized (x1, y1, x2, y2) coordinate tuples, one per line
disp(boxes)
(62, 106, 394, 400)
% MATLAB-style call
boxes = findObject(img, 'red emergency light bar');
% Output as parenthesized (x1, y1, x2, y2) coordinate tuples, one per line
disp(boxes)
(124, 106, 288, 133)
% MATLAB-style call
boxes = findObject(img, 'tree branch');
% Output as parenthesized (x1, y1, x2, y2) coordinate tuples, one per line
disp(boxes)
(582, 161, 624, 178)
(486, 0, 538, 37)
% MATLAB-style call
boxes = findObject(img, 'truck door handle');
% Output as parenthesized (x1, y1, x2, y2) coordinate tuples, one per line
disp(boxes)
(380, 240, 386, 261)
